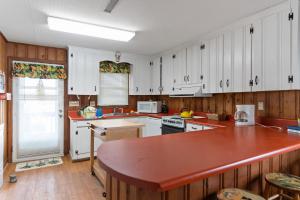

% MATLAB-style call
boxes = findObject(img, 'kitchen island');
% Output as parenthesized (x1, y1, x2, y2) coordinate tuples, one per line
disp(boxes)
(90, 119, 144, 190)
(97, 125, 300, 200)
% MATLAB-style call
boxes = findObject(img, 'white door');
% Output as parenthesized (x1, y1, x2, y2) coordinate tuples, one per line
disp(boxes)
(251, 20, 263, 92)
(223, 31, 233, 92)
(13, 78, 64, 162)
(209, 37, 218, 93)
(151, 57, 161, 95)
(173, 49, 187, 87)
(201, 42, 210, 93)
(262, 13, 280, 91)
(161, 54, 174, 95)
(186, 45, 201, 85)
(217, 35, 224, 93)
(232, 26, 245, 92)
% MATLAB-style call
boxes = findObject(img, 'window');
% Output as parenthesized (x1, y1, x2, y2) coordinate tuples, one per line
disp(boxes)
(98, 73, 129, 106)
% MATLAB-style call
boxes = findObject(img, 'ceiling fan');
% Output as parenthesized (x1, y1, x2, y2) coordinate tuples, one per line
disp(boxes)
(104, 0, 119, 13)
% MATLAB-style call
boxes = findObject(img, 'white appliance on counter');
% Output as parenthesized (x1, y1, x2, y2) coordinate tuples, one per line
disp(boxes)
(137, 101, 162, 113)
(234, 105, 255, 126)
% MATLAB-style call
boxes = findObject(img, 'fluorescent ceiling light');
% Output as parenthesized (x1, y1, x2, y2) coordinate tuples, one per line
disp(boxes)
(47, 17, 135, 42)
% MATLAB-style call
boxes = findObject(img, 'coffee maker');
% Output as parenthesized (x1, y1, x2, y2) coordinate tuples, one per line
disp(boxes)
(234, 105, 255, 126)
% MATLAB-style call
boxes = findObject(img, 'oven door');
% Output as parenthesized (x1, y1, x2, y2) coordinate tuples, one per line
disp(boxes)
(161, 124, 185, 135)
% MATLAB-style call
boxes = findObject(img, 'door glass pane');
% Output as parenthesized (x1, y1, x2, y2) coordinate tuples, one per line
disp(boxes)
(13, 77, 64, 161)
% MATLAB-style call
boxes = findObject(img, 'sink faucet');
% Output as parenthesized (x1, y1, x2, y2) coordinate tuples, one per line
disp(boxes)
(113, 107, 124, 114)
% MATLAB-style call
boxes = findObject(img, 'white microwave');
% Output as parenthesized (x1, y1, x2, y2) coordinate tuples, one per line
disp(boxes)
(137, 101, 162, 113)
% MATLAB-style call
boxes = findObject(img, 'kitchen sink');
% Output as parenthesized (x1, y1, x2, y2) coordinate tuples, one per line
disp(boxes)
(103, 113, 130, 117)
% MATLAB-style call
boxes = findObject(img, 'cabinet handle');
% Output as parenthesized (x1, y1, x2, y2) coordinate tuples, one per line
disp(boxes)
(192, 127, 197, 130)
(200, 75, 204, 80)
(249, 80, 254, 86)
(136, 87, 139, 92)
(70, 87, 73, 91)
(220, 80, 223, 88)
(203, 84, 206, 89)
(226, 79, 229, 87)
(184, 76, 187, 82)
(94, 86, 97, 91)
(254, 76, 259, 85)
(187, 75, 190, 82)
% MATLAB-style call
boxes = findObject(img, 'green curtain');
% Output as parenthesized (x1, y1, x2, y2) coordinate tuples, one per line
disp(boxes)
(12, 62, 67, 79)
(99, 61, 131, 73)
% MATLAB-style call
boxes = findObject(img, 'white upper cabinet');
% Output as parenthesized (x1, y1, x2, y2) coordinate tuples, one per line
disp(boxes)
(208, 37, 218, 94)
(200, 42, 210, 93)
(186, 45, 201, 85)
(68, 46, 99, 95)
(173, 49, 187, 87)
(150, 57, 161, 95)
(161, 54, 174, 95)
(217, 35, 224, 93)
(129, 57, 151, 95)
(232, 26, 245, 93)
(223, 31, 233, 93)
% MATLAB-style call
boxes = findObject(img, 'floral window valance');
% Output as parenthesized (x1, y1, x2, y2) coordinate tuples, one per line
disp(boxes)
(12, 61, 67, 79)
(100, 61, 131, 74)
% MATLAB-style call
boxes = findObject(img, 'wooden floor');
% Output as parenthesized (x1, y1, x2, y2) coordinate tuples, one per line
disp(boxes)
(0, 156, 105, 200)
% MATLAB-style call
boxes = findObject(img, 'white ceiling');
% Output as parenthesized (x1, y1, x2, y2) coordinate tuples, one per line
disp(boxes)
(0, 0, 285, 55)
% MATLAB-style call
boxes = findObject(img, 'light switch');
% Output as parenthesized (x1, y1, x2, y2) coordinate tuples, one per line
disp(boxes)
(258, 102, 264, 111)
(69, 101, 80, 107)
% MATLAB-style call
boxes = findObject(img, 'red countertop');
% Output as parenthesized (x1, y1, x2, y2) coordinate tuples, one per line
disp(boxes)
(97, 125, 300, 191)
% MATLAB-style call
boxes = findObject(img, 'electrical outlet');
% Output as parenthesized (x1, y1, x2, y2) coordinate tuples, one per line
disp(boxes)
(69, 101, 80, 107)
(258, 102, 264, 111)
(90, 101, 95, 107)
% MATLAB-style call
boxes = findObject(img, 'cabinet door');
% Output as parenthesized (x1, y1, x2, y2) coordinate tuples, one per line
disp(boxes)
(244, 25, 253, 92)
(252, 20, 263, 92)
(216, 35, 224, 93)
(85, 53, 98, 95)
(209, 37, 218, 93)
(223, 31, 233, 93)
(162, 54, 174, 95)
(201, 42, 210, 93)
(262, 13, 280, 91)
(186, 45, 201, 85)
(186, 123, 203, 132)
(76, 127, 91, 155)
(173, 49, 187, 87)
(150, 57, 161, 95)
(280, 7, 292, 90)
(232, 26, 245, 92)
(146, 118, 162, 137)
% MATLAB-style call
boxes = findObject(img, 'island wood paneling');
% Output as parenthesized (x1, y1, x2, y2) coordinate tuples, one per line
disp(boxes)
(105, 149, 300, 200)
(0, 33, 7, 167)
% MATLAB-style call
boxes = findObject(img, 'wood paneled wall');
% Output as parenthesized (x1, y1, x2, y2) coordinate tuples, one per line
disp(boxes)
(155, 91, 300, 120)
(0, 33, 7, 166)
(5, 42, 68, 162)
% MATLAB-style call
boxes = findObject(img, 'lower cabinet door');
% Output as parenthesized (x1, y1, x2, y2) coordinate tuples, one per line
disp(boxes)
(186, 124, 203, 132)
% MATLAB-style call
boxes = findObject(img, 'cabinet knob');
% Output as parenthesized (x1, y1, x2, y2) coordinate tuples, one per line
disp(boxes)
(219, 80, 223, 88)
(249, 80, 254, 86)
(203, 84, 205, 89)
(254, 76, 259, 85)
(70, 87, 73, 91)
(226, 79, 229, 87)
(136, 87, 139, 92)
(200, 75, 204, 80)
(94, 86, 97, 91)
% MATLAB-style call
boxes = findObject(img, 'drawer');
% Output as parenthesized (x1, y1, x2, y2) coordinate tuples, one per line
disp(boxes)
(75, 120, 93, 127)
(186, 123, 203, 132)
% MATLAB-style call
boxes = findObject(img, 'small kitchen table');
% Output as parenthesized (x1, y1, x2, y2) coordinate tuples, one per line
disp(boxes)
(89, 119, 144, 189)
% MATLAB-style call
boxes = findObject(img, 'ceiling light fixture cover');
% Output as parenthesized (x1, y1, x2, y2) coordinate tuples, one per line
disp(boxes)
(47, 17, 135, 42)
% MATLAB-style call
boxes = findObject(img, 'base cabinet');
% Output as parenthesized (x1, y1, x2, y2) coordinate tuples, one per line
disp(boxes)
(70, 120, 103, 161)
